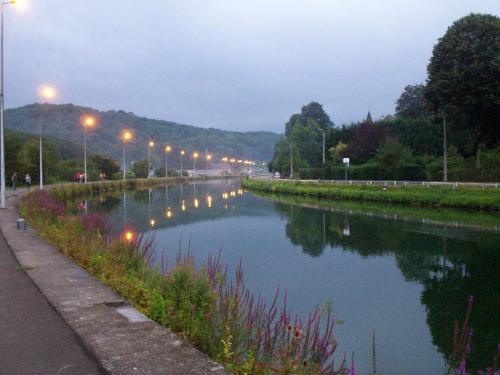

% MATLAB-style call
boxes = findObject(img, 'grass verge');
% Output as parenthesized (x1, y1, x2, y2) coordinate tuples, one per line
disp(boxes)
(241, 178, 500, 211)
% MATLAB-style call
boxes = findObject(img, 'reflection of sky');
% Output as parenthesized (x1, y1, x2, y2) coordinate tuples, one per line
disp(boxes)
(87, 180, 500, 375)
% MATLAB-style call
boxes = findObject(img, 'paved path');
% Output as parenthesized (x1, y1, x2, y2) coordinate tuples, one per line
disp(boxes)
(0, 191, 102, 375)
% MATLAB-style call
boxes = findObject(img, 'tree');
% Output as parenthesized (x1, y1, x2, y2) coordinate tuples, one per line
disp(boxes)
(91, 154, 121, 179)
(272, 102, 333, 173)
(375, 138, 413, 178)
(129, 159, 148, 178)
(329, 142, 348, 164)
(396, 84, 428, 118)
(285, 102, 333, 136)
(424, 14, 500, 149)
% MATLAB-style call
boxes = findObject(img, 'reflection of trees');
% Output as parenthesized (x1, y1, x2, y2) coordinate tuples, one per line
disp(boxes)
(276, 202, 500, 371)
(284, 205, 326, 256)
(421, 241, 500, 371)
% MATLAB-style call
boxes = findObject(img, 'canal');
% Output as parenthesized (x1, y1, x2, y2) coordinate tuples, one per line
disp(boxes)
(81, 179, 500, 375)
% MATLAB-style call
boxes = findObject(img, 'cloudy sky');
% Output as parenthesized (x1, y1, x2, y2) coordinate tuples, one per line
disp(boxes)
(4, 0, 499, 132)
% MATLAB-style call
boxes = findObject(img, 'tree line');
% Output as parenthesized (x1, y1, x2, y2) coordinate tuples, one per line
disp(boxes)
(269, 13, 499, 181)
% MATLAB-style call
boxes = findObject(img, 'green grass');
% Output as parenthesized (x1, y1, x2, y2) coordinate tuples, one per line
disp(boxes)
(253, 191, 500, 230)
(242, 178, 500, 211)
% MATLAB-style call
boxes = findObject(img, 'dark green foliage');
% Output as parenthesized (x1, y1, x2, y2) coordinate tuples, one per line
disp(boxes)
(91, 154, 121, 179)
(424, 13, 500, 149)
(271, 102, 333, 175)
(396, 84, 429, 119)
(5, 128, 83, 184)
(5, 104, 280, 167)
(129, 159, 149, 179)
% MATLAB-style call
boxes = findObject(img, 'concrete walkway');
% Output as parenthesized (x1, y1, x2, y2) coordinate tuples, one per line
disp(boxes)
(0, 187, 229, 375)
(0, 231, 102, 374)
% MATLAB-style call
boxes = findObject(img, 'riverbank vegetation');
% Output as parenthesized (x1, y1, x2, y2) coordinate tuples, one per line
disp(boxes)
(242, 178, 500, 211)
(269, 14, 499, 182)
(252, 190, 500, 230)
(20, 188, 349, 375)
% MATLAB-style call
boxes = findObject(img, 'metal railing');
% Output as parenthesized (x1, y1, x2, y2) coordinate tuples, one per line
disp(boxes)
(251, 176, 500, 189)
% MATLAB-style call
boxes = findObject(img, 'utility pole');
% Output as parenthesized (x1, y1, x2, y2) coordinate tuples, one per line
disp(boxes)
(320, 128, 325, 166)
(443, 112, 447, 182)
(289, 142, 294, 179)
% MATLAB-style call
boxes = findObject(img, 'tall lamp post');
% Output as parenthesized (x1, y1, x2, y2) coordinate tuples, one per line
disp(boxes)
(81, 116, 96, 183)
(121, 130, 133, 180)
(180, 149, 185, 176)
(147, 140, 155, 179)
(164, 145, 171, 178)
(0, 0, 18, 208)
(37, 85, 56, 190)
(206, 154, 212, 172)
(193, 152, 199, 176)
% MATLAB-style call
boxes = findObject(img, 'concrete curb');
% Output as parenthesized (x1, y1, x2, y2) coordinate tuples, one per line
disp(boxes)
(0, 189, 229, 375)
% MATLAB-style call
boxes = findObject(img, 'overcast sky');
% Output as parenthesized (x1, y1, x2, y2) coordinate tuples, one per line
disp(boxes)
(4, 0, 499, 133)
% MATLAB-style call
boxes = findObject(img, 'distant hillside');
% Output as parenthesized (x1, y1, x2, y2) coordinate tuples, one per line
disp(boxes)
(5, 104, 280, 167)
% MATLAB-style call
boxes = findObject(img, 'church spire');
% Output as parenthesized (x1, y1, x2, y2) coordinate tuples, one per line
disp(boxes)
(366, 111, 373, 124)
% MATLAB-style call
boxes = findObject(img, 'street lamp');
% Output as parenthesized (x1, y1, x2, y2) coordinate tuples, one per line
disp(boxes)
(164, 145, 171, 178)
(147, 140, 155, 179)
(0, 0, 20, 208)
(206, 154, 212, 171)
(37, 85, 57, 189)
(193, 152, 199, 176)
(121, 130, 133, 180)
(81, 115, 96, 184)
(180, 149, 185, 176)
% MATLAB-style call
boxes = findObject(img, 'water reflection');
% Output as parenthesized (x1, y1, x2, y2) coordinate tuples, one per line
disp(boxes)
(83, 180, 500, 373)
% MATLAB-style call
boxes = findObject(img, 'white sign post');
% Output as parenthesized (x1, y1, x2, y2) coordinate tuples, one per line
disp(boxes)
(342, 158, 350, 181)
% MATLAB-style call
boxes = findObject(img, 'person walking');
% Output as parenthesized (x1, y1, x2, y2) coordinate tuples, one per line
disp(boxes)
(11, 172, 17, 190)
(25, 174, 31, 190)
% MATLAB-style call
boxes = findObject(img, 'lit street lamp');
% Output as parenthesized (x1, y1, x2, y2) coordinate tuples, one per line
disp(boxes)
(164, 145, 171, 178)
(180, 149, 185, 176)
(206, 153, 212, 171)
(121, 130, 133, 180)
(147, 140, 155, 179)
(193, 152, 199, 176)
(37, 85, 57, 189)
(0, 0, 20, 208)
(81, 116, 96, 183)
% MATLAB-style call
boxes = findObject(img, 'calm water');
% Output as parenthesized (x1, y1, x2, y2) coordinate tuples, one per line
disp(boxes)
(84, 179, 500, 375)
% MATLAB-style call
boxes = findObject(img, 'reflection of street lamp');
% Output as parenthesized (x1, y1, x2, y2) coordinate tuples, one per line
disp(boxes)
(147, 140, 155, 179)
(0, 0, 23, 207)
(37, 85, 57, 189)
(180, 150, 185, 176)
(164, 145, 171, 178)
(121, 130, 133, 180)
(193, 152, 199, 176)
(81, 116, 96, 183)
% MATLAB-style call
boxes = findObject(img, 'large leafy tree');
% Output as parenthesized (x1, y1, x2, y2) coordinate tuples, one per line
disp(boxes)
(271, 102, 333, 175)
(424, 13, 500, 149)
(396, 84, 428, 119)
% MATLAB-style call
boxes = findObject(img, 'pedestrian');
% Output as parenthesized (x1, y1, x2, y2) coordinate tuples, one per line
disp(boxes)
(25, 174, 31, 190)
(11, 172, 17, 190)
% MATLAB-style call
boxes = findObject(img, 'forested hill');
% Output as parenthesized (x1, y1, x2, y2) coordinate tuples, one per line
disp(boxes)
(5, 104, 280, 165)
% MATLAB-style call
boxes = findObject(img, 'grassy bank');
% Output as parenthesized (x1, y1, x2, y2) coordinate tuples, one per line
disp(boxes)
(20, 187, 348, 375)
(253, 191, 500, 230)
(49, 176, 224, 201)
(242, 178, 500, 211)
